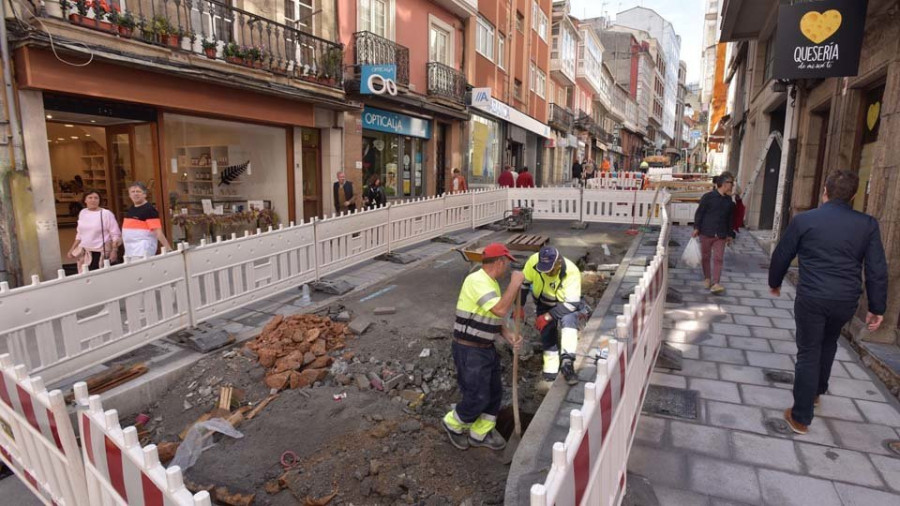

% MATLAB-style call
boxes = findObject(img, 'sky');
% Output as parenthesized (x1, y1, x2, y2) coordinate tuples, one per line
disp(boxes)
(569, 0, 706, 84)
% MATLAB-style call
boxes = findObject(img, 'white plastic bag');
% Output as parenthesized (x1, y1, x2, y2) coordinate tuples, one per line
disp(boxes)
(681, 237, 702, 269)
(170, 418, 243, 471)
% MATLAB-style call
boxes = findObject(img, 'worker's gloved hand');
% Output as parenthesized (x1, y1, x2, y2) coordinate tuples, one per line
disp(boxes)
(513, 307, 525, 322)
(535, 313, 552, 332)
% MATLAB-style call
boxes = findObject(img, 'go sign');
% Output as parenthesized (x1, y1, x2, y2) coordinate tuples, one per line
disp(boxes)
(361, 64, 398, 96)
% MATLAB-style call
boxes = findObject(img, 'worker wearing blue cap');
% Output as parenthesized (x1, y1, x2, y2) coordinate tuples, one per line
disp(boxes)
(516, 246, 584, 385)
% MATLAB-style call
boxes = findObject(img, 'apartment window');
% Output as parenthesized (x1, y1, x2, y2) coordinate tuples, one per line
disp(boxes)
(497, 34, 506, 70)
(516, 11, 524, 32)
(530, 62, 536, 92)
(429, 15, 454, 65)
(764, 36, 776, 82)
(359, 0, 390, 38)
(530, 63, 546, 98)
(514, 79, 522, 100)
(532, 1, 547, 41)
(284, 0, 314, 30)
(476, 16, 494, 61)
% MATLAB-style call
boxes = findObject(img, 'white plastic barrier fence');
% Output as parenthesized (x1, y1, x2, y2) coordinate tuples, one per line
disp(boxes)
(0, 354, 88, 505)
(443, 192, 474, 233)
(508, 187, 582, 221)
(185, 221, 318, 324)
(584, 172, 644, 190)
(669, 202, 699, 224)
(0, 250, 192, 384)
(314, 206, 391, 277)
(582, 189, 668, 226)
(74, 383, 210, 506)
(389, 197, 447, 250)
(472, 188, 508, 227)
(530, 208, 670, 506)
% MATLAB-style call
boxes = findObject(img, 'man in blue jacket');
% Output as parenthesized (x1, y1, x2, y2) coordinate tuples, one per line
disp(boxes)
(769, 170, 887, 435)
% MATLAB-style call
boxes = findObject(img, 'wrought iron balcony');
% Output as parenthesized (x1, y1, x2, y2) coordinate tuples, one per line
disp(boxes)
(574, 110, 594, 130)
(427, 62, 466, 104)
(47, 0, 344, 88)
(549, 103, 574, 131)
(353, 31, 409, 87)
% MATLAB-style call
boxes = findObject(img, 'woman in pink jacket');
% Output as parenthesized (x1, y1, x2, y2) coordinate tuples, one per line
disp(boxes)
(67, 190, 121, 272)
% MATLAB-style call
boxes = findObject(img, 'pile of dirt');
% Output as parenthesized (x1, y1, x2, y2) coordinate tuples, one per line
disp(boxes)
(582, 271, 610, 305)
(245, 314, 349, 390)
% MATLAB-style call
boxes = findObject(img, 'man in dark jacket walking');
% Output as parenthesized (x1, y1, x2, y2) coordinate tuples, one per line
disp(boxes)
(693, 171, 736, 294)
(333, 172, 356, 214)
(769, 170, 887, 435)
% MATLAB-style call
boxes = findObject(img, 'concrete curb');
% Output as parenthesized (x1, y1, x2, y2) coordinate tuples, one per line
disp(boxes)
(504, 228, 648, 506)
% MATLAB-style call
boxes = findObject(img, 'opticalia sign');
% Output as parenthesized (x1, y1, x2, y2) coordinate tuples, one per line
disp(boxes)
(361, 64, 398, 95)
(362, 107, 432, 139)
(774, 0, 868, 79)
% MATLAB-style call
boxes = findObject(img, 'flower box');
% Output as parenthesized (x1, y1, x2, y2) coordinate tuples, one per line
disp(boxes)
(165, 34, 179, 48)
(117, 26, 132, 37)
(225, 56, 243, 65)
(204, 47, 217, 59)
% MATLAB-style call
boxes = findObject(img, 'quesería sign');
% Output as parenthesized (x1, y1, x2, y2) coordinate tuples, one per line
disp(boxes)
(774, 0, 868, 80)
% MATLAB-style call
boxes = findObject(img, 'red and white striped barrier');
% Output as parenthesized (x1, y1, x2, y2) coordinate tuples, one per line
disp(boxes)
(530, 210, 670, 506)
(0, 353, 87, 505)
(74, 383, 210, 506)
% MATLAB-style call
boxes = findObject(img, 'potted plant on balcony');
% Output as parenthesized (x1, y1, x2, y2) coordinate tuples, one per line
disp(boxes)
(67, 0, 89, 26)
(320, 47, 342, 87)
(201, 38, 218, 59)
(90, 0, 114, 32)
(109, 7, 135, 37)
(148, 15, 177, 47)
(246, 46, 262, 69)
(224, 42, 244, 65)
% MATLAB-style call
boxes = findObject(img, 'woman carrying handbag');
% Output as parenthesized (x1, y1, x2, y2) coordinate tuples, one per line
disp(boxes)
(67, 190, 122, 273)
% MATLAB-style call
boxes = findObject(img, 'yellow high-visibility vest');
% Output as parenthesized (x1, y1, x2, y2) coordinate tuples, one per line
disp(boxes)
(522, 254, 582, 311)
(454, 269, 503, 344)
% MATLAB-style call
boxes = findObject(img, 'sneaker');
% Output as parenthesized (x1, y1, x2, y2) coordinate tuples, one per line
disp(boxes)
(710, 284, 725, 294)
(469, 429, 507, 451)
(703, 278, 711, 289)
(442, 419, 469, 450)
(783, 408, 808, 435)
(561, 360, 578, 386)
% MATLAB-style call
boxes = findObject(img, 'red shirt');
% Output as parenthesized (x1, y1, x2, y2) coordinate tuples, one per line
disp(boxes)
(515, 172, 535, 188)
(498, 170, 515, 187)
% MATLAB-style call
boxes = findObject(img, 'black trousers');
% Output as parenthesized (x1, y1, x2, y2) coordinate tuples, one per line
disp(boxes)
(792, 295, 857, 425)
(451, 341, 501, 424)
(88, 251, 103, 271)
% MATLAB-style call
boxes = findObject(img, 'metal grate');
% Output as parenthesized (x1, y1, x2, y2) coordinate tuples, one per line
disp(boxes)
(642, 385, 699, 420)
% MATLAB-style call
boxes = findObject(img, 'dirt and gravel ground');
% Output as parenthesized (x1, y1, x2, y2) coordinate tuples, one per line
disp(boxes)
(129, 223, 634, 505)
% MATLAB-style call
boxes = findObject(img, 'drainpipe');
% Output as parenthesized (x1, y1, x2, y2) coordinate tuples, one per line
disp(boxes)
(0, 0, 24, 286)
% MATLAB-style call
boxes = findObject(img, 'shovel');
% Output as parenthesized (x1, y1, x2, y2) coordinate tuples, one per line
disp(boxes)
(503, 298, 523, 463)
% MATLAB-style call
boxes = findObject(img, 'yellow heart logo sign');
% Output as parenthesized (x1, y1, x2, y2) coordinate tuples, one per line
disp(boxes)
(867, 102, 881, 131)
(800, 10, 842, 44)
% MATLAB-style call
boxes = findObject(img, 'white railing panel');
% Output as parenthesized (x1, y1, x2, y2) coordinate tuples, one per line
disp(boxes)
(185, 222, 318, 323)
(389, 197, 446, 251)
(443, 192, 474, 234)
(582, 190, 667, 226)
(0, 252, 191, 384)
(584, 172, 644, 191)
(508, 187, 582, 221)
(0, 354, 88, 505)
(473, 188, 507, 227)
(315, 207, 390, 277)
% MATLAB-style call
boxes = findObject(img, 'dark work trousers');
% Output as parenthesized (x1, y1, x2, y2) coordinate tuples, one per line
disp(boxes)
(451, 341, 502, 423)
(792, 295, 858, 425)
(536, 302, 560, 353)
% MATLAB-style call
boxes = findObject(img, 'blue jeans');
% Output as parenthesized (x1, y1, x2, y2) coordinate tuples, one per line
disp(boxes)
(792, 295, 857, 425)
(451, 342, 502, 424)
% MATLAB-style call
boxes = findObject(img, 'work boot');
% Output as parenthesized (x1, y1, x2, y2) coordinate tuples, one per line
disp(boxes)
(469, 429, 507, 451)
(561, 359, 578, 386)
(710, 284, 725, 295)
(542, 371, 558, 382)
(442, 419, 469, 450)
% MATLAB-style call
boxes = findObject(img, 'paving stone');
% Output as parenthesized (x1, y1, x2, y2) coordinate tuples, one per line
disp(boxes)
(720, 304, 756, 315)
(870, 454, 900, 492)
(689, 458, 761, 504)
(719, 364, 768, 386)
(670, 421, 731, 458)
(827, 378, 888, 402)
(651, 372, 688, 389)
(670, 359, 719, 379)
(731, 432, 801, 472)
(833, 346, 854, 362)
(635, 415, 668, 445)
(674, 319, 712, 332)
(739, 298, 774, 308)
(653, 485, 711, 506)
(841, 362, 871, 380)
(833, 483, 900, 506)
(768, 340, 798, 355)
(797, 443, 883, 487)
(746, 351, 794, 371)
(753, 307, 793, 319)
(762, 408, 838, 446)
(733, 315, 773, 328)
(700, 346, 747, 365)
(711, 323, 752, 337)
(772, 299, 794, 309)
(828, 419, 897, 456)
(750, 326, 793, 341)
(813, 395, 865, 422)
(627, 445, 688, 488)
(348, 318, 373, 335)
(707, 401, 766, 434)
(855, 399, 900, 427)
(758, 469, 841, 506)
(741, 384, 794, 410)
(771, 318, 797, 330)
(727, 336, 772, 352)
(667, 331, 728, 347)
(666, 342, 700, 360)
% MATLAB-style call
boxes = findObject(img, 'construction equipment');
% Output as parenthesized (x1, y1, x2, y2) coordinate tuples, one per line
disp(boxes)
(503, 207, 533, 231)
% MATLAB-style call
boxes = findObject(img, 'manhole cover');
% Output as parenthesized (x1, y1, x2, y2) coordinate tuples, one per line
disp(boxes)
(886, 440, 900, 456)
(765, 417, 793, 435)
(642, 385, 699, 420)
(764, 370, 794, 384)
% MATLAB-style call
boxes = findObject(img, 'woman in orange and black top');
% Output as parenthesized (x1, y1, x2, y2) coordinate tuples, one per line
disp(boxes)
(122, 182, 171, 260)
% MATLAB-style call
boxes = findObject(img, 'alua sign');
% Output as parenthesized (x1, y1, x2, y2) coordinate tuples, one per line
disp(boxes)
(773, 0, 868, 80)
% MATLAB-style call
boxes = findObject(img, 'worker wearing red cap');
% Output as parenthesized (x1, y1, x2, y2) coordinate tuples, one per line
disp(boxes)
(443, 243, 524, 451)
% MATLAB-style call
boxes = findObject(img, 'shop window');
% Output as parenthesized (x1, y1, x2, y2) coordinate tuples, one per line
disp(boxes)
(362, 133, 426, 198)
(855, 84, 885, 213)
(164, 114, 288, 244)
(469, 115, 501, 186)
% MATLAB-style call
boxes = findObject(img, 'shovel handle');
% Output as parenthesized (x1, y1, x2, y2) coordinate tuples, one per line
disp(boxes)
(512, 298, 522, 438)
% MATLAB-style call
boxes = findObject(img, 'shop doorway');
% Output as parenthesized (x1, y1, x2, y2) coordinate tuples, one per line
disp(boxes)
(759, 106, 786, 230)
(435, 123, 446, 195)
(854, 84, 884, 213)
(300, 128, 323, 219)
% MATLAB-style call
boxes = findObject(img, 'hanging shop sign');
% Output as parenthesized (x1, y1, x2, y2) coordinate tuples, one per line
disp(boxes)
(361, 64, 398, 95)
(774, 0, 868, 79)
(362, 107, 432, 139)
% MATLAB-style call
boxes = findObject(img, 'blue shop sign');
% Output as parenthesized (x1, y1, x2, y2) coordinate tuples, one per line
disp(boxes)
(361, 64, 397, 95)
(362, 107, 432, 139)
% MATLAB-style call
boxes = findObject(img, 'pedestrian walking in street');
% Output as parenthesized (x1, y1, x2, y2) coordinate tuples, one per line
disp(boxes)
(67, 190, 121, 273)
(518, 246, 586, 385)
(769, 170, 887, 435)
(693, 171, 736, 294)
(572, 158, 584, 185)
(443, 243, 524, 451)
(363, 174, 387, 209)
(515, 166, 535, 188)
(451, 168, 468, 193)
(582, 160, 596, 182)
(498, 166, 515, 188)
(122, 182, 170, 260)
(333, 171, 356, 214)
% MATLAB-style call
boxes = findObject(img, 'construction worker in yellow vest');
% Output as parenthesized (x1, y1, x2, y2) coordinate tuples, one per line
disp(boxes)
(443, 243, 524, 451)
(516, 246, 584, 385)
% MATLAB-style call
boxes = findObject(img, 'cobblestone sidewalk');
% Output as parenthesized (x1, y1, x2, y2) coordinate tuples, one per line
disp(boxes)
(630, 226, 900, 505)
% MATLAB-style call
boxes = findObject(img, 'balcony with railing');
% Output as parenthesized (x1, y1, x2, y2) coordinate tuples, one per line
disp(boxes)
(42, 0, 344, 89)
(352, 31, 410, 87)
(549, 103, 574, 132)
(574, 109, 594, 131)
(427, 62, 466, 105)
